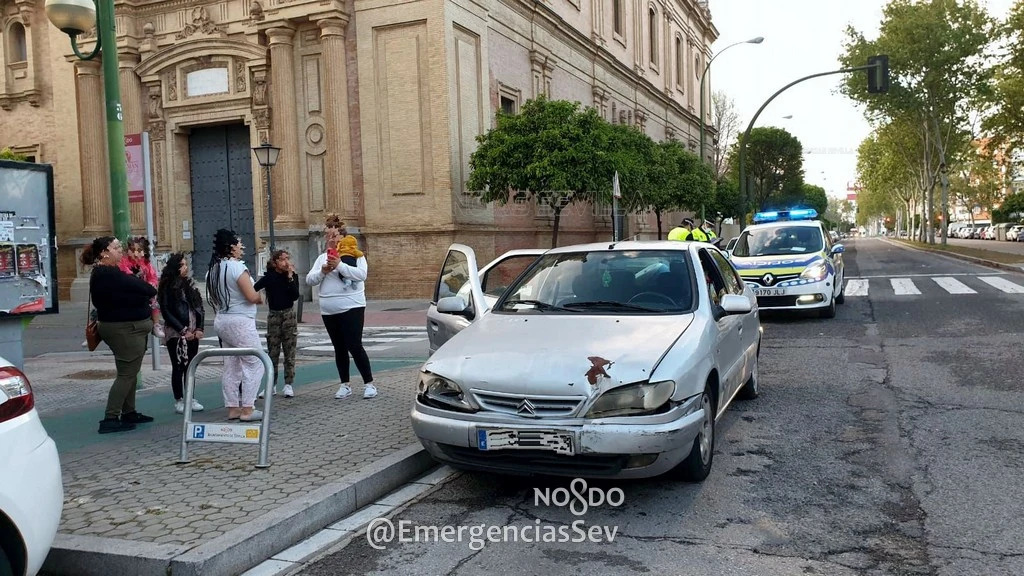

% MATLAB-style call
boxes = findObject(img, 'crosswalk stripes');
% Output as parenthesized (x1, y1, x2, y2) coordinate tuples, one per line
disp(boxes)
(842, 274, 1024, 298)
(890, 278, 921, 295)
(977, 276, 1024, 294)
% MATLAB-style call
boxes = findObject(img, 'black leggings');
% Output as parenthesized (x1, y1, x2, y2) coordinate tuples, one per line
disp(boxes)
(166, 336, 200, 400)
(322, 307, 373, 384)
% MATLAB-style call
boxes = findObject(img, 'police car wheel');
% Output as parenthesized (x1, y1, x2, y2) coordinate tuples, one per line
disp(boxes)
(836, 279, 846, 304)
(819, 296, 836, 319)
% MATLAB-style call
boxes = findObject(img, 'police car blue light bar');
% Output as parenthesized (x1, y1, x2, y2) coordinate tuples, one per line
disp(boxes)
(753, 208, 818, 223)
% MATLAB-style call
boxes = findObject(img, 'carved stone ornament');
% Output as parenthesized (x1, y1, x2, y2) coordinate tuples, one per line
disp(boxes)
(146, 119, 166, 140)
(235, 59, 247, 91)
(147, 85, 162, 119)
(253, 108, 270, 129)
(166, 72, 177, 101)
(251, 73, 267, 106)
(249, 1, 264, 22)
(176, 7, 221, 40)
(16, 0, 33, 27)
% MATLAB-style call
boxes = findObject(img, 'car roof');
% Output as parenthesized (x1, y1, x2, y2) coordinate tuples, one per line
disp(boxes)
(542, 240, 713, 254)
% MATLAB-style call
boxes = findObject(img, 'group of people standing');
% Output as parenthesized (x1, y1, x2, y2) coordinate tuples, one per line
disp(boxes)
(667, 218, 719, 243)
(82, 213, 375, 434)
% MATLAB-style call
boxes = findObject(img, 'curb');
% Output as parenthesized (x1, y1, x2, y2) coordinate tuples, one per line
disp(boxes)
(42, 445, 436, 576)
(882, 238, 1024, 273)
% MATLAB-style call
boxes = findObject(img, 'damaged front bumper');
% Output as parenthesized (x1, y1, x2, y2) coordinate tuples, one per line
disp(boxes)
(410, 395, 706, 479)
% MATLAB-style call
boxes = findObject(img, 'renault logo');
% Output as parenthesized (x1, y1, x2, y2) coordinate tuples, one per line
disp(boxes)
(762, 273, 775, 285)
(517, 398, 537, 417)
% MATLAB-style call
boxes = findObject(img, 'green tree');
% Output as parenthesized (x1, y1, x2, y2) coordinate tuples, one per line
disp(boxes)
(856, 118, 925, 237)
(982, 0, 1024, 160)
(949, 140, 1003, 222)
(706, 176, 745, 224)
(797, 183, 829, 216)
(838, 0, 995, 243)
(726, 126, 804, 211)
(467, 96, 614, 247)
(0, 147, 27, 161)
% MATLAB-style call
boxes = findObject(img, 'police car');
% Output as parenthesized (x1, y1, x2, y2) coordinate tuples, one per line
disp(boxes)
(725, 209, 845, 318)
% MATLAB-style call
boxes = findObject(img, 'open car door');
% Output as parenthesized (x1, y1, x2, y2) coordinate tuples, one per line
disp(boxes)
(426, 246, 544, 355)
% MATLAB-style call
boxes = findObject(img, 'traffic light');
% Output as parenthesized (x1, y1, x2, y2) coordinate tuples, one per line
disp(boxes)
(868, 55, 890, 93)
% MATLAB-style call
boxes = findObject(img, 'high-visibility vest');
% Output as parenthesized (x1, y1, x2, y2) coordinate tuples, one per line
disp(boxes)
(705, 228, 718, 240)
(690, 228, 708, 242)
(667, 227, 691, 241)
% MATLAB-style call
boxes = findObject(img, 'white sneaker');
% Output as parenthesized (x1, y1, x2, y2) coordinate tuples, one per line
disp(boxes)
(175, 400, 185, 414)
(283, 385, 294, 397)
(363, 384, 378, 399)
(258, 387, 277, 399)
(191, 399, 204, 412)
(335, 384, 352, 399)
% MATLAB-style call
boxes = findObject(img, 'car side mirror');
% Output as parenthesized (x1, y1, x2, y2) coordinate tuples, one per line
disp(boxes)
(831, 244, 845, 255)
(720, 294, 752, 315)
(722, 250, 731, 259)
(437, 296, 473, 319)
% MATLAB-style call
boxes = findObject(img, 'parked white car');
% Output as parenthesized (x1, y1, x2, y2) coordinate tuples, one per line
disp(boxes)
(0, 358, 63, 576)
(412, 241, 763, 481)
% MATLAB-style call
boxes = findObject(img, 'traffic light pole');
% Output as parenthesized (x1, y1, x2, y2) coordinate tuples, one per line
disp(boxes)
(738, 62, 884, 228)
(67, 0, 130, 241)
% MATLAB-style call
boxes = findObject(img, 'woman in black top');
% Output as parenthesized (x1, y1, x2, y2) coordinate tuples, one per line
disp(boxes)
(83, 236, 158, 434)
(254, 249, 300, 397)
(157, 252, 206, 414)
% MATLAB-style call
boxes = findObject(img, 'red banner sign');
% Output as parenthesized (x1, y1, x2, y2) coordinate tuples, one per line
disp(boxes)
(125, 133, 144, 203)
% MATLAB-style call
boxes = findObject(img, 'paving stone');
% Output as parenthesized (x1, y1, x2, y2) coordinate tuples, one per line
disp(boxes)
(55, 366, 423, 550)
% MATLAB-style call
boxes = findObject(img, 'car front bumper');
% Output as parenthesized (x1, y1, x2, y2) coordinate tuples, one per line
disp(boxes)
(410, 396, 706, 479)
(744, 276, 835, 310)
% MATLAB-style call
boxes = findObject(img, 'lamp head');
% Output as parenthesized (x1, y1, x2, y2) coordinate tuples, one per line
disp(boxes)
(252, 142, 281, 167)
(45, 0, 96, 37)
(748, 36, 765, 44)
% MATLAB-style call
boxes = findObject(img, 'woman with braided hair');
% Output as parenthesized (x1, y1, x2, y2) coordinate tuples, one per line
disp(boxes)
(157, 252, 206, 414)
(205, 229, 265, 421)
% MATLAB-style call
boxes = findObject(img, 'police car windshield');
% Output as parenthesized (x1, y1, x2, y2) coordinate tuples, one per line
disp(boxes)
(733, 226, 824, 257)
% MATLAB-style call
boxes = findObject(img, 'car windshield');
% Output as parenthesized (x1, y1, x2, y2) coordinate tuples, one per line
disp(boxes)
(733, 225, 824, 257)
(494, 249, 695, 314)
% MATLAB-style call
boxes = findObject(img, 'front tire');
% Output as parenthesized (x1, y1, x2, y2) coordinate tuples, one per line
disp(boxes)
(835, 277, 846, 304)
(737, 352, 760, 400)
(672, 388, 715, 482)
(819, 295, 836, 318)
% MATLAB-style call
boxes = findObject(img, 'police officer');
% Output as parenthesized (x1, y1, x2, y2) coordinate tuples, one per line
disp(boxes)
(668, 218, 694, 241)
(690, 220, 708, 242)
(700, 219, 718, 242)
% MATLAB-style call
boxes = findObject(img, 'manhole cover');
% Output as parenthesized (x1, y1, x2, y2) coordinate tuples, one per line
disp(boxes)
(382, 308, 410, 311)
(64, 370, 117, 380)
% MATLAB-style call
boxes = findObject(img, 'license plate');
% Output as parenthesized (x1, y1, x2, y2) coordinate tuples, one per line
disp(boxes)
(477, 429, 574, 455)
(756, 288, 786, 296)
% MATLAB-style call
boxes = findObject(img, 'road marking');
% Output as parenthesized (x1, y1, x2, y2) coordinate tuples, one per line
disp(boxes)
(890, 278, 921, 295)
(932, 277, 976, 294)
(977, 276, 1024, 293)
(845, 273, 1006, 279)
(844, 279, 869, 296)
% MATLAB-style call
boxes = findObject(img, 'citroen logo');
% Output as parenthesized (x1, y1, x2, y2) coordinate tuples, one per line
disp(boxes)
(517, 398, 537, 417)
(762, 273, 775, 285)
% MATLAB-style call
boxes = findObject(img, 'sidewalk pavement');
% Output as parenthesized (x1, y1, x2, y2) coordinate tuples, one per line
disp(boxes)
(886, 238, 1024, 273)
(33, 350, 439, 576)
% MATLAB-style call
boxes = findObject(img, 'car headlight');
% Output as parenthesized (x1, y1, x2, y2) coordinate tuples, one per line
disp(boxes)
(800, 260, 828, 281)
(584, 380, 675, 418)
(418, 372, 477, 412)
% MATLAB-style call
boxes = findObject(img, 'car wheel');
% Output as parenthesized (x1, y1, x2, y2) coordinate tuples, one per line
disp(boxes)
(672, 388, 715, 482)
(737, 351, 760, 400)
(819, 295, 836, 318)
(835, 278, 845, 304)
(0, 545, 13, 576)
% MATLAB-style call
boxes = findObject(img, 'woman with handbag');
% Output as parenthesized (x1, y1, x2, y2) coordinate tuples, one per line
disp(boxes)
(157, 252, 206, 414)
(82, 236, 158, 434)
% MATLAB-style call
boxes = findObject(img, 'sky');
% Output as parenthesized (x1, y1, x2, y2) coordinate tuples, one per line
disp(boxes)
(707, 0, 1017, 200)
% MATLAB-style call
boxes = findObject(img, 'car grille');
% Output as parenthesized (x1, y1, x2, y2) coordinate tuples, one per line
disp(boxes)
(741, 272, 801, 287)
(472, 391, 585, 417)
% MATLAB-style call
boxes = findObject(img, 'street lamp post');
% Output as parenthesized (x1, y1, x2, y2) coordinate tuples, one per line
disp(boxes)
(698, 36, 762, 222)
(45, 0, 131, 240)
(252, 142, 282, 250)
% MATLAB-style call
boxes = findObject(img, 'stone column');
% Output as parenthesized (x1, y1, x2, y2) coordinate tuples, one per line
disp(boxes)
(75, 59, 110, 235)
(266, 25, 304, 228)
(119, 51, 146, 233)
(318, 17, 355, 219)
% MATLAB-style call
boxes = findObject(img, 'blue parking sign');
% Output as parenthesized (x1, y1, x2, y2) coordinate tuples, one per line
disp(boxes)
(192, 424, 205, 439)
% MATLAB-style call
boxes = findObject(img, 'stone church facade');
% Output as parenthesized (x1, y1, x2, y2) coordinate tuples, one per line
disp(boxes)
(0, 0, 717, 301)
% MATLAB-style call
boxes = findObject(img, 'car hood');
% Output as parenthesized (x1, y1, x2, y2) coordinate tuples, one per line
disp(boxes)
(423, 312, 694, 397)
(730, 252, 823, 274)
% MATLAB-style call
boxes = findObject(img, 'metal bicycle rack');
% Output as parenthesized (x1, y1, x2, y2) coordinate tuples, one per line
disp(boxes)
(178, 347, 275, 468)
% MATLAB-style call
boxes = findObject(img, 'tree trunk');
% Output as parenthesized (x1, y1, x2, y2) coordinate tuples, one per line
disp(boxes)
(552, 205, 562, 248)
(655, 209, 663, 239)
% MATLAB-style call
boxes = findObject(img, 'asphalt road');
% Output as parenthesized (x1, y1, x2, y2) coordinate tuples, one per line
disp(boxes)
(295, 237, 1024, 576)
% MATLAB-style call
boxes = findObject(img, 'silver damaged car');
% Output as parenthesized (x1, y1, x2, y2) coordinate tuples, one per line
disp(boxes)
(411, 241, 763, 481)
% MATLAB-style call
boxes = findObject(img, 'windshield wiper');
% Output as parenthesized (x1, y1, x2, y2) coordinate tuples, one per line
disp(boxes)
(563, 300, 659, 312)
(500, 299, 577, 312)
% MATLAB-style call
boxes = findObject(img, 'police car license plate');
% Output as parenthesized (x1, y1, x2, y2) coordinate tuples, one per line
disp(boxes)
(756, 288, 786, 296)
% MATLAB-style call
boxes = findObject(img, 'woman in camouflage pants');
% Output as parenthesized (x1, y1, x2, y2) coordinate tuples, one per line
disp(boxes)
(255, 249, 300, 397)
